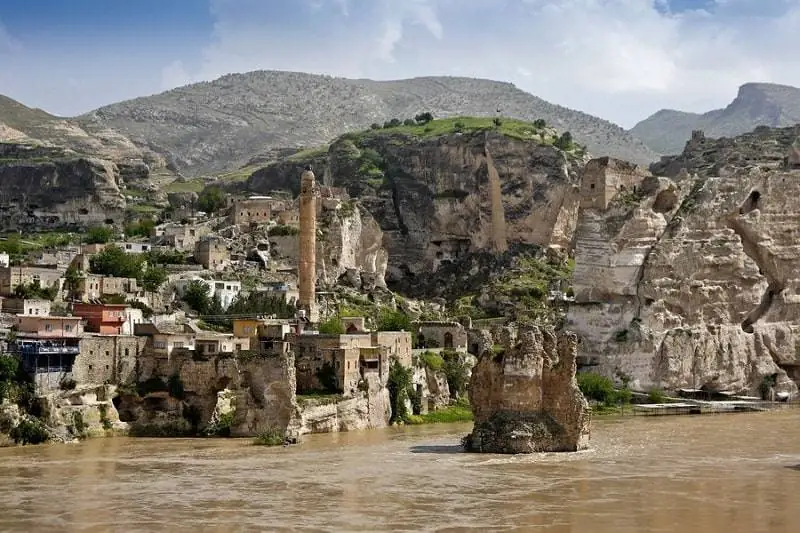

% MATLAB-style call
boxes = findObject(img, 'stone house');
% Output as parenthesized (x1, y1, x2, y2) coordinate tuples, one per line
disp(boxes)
(134, 323, 197, 358)
(2, 298, 52, 316)
(416, 321, 468, 352)
(579, 157, 650, 210)
(194, 237, 230, 271)
(120, 242, 152, 254)
(76, 275, 139, 302)
(75, 334, 147, 385)
(292, 331, 411, 395)
(159, 224, 211, 252)
(231, 196, 274, 226)
(0, 265, 64, 297)
(72, 302, 128, 334)
(261, 281, 299, 304)
(341, 317, 366, 333)
(232, 318, 295, 355)
(195, 332, 250, 357)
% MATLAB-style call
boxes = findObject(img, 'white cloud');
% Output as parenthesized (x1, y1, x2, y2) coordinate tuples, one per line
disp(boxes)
(158, 0, 800, 127)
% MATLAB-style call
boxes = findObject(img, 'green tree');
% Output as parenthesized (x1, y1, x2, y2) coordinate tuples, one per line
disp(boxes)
(63, 265, 82, 300)
(403, 118, 416, 126)
(533, 119, 546, 129)
(89, 245, 144, 278)
(146, 249, 186, 265)
(182, 280, 211, 314)
(554, 131, 574, 151)
(442, 351, 470, 399)
(197, 186, 227, 214)
(383, 118, 402, 129)
(370, 123, 382, 130)
(387, 359, 413, 423)
(84, 226, 115, 244)
(140, 266, 167, 292)
(377, 309, 412, 332)
(124, 217, 155, 238)
(414, 112, 434, 124)
(0, 354, 21, 403)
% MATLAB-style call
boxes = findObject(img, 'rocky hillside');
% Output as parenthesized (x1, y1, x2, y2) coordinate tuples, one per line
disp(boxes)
(247, 118, 586, 295)
(631, 82, 800, 155)
(567, 125, 800, 396)
(71, 71, 657, 175)
(0, 142, 127, 229)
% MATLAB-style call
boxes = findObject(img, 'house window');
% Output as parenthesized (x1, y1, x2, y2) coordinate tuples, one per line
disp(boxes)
(125, 348, 129, 356)
(154, 341, 167, 349)
(45, 324, 52, 332)
(28, 309, 32, 315)
(105, 351, 110, 357)
(88, 365, 92, 371)
(174, 342, 184, 349)
(125, 244, 132, 249)
(244, 326, 252, 334)
(590, 183, 595, 189)
(65, 325, 72, 332)
(235, 344, 242, 351)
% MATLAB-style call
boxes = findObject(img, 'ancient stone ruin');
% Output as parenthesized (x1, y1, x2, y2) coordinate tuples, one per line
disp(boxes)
(464, 326, 590, 453)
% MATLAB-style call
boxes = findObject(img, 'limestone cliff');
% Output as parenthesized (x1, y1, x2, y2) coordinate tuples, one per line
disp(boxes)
(248, 121, 587, 290)
(465, 326, 590, 453)
(568, 126, 800, 394)
(0, 142, 126, 228)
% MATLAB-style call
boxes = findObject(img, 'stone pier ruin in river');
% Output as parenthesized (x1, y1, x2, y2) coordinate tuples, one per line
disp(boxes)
(465, 326, 591, 453)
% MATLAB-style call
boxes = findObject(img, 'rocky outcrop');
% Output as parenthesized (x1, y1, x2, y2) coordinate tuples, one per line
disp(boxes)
(0, 142, 126, 228)
(568, 126, 800, 395)
(250, 128, 586, 290)
(465, 326, 590, 454)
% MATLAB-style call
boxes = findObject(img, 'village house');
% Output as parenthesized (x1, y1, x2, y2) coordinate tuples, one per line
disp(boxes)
(0, 265, 64, 297)
(75, 334, 147, 385)
(416, 321, 469, 352)
(13, 315, 84, 391)
(72, 302, 128, 334)
(233, 318, 295, 355)
(195, 331, 250, 357)
(75, 275, 139, 302)
(261, 281, 299, 304)
(231, 196, 275, 226)
(194, 237, 230, 271)
(1, 298, 52, 316)
(291, 329, 412, 395)
(158, 224, 211, 252)
(0, 252, 9, 268)
(134, 323, 197, 358)
(120, 242, 152, 254)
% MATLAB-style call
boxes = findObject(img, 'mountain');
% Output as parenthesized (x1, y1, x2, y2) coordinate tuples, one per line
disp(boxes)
(66, 71, 658, 175)
(631, 82, 800, 155)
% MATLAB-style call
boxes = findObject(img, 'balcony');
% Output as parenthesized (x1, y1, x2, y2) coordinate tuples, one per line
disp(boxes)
(17, 342, 80, 356)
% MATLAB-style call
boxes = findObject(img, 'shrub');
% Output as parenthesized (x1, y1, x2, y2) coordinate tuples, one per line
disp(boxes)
(370, 123, 381, 130)
(403, 118, 416, 126)
(533, 119, 546, 129)
(442, 351, 470, 399)
(318, 317, 345, 335)
(377, 309, 411, 332)
(420, 351, 444, 371)
(253, 428, 285, 446)
(269, 224, 299, 236)
(383, 118, 402, 129)
(140, 266, 167, 292)
(647, 387, 667, 404)
(554, 131, 574, 151)
(84, 226, 115, 244)
(99, 404, 113, 431)
(493, 117, 503, 127)
(204, 411, 235, 437)
(70, 411, 88, 438)
(182, 280, 212, 314)
(90, 245, 144, 278)
(124, 218, 155, 238)
(577, 372, 616, 404)
(10, 418, 49, 445)
(453, 121, 465, 132)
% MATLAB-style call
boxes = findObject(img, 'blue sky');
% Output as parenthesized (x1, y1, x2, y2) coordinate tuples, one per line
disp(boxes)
(1, 0, 799, 127)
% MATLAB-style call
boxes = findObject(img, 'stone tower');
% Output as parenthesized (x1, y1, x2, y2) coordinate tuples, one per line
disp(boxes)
(298, 165, 318, 321)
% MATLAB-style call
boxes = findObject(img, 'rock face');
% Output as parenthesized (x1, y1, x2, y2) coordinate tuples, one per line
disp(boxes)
(251, 128, 586, 290)
(568, 126, 800, 394)
(0, 142, 126, 228)
(465, 326, 590, 454)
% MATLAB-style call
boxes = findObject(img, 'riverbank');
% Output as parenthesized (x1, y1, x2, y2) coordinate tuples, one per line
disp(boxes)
(406, 401, 473, 425)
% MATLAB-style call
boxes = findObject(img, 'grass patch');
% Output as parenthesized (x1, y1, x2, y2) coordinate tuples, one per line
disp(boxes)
(164, 179, 206, 194)
(406, 403, 473, 425)
(288, 146, 329, 162)
(296, 392, 344, 407)
(359, 117, 557, 144)
(217, 165, 261, 183)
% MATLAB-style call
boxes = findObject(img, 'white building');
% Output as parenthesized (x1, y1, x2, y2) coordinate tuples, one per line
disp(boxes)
(174, 278, 242, 310)
(120, 307, 145, 336)
(120, 242, 152, 254)
(0, 252, 9, 268)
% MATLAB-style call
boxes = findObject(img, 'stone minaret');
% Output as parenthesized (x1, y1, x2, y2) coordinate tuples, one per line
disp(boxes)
(298, 165, 317, 320)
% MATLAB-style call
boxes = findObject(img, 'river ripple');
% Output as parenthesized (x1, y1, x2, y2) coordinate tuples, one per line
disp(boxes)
(1, 410, 800, 532)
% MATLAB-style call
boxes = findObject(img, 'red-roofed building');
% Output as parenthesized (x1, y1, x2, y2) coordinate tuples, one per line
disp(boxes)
(72, 302, 128, 334)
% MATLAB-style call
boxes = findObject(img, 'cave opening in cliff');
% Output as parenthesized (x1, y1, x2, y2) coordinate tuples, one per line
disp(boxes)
(739, 190, 761, 214)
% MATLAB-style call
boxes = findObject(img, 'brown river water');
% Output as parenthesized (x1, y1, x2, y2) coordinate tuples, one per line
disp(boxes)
(2, 411, 800, 533)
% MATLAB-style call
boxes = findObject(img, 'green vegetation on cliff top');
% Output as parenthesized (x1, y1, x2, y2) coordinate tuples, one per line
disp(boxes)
(354, 116, 559, 143)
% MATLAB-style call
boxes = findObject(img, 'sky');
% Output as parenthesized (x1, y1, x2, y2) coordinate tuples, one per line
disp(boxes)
(0, 0, 799, 128)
